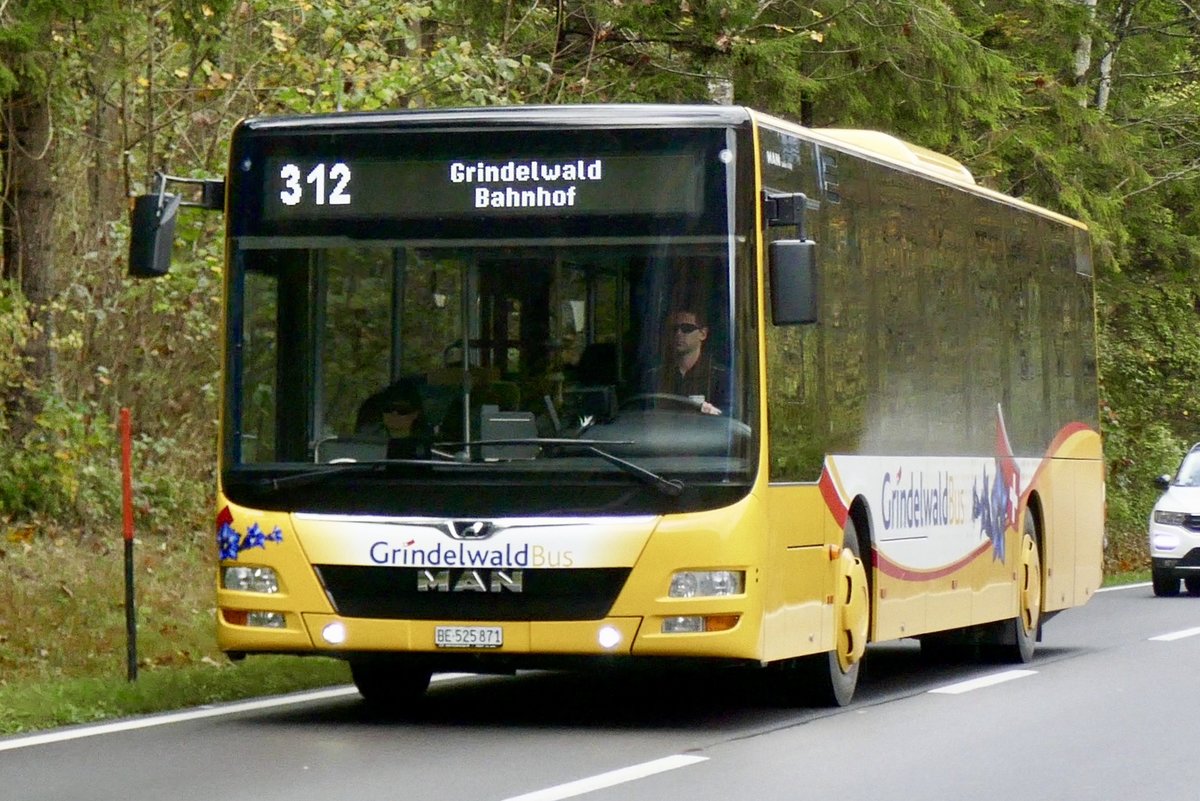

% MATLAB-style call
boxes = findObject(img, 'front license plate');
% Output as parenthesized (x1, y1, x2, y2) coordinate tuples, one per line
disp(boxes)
(435, 625, 503, 649)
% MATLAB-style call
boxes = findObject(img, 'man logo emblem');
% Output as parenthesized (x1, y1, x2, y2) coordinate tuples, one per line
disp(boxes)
(448, 520, 494, 540)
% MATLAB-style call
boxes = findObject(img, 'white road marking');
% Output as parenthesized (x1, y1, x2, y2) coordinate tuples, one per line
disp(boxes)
(1149, 626, 1200, 642)
(1096, 582, 1150, 593)
(928, 669, 1037, 695)
(0, 672, 472, 753)
(500, 755, 709, 801)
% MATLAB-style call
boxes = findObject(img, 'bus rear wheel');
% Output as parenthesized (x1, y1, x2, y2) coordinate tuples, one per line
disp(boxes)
(989, 511, 1041, 663)
(350, 658, 432, 712)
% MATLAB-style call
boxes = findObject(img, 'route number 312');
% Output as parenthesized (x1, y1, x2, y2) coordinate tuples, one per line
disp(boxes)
(279, 162, 352, 207)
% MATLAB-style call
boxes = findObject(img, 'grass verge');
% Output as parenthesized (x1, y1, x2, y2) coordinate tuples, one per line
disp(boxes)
(1102, 568, 1150, 586)
(0, 655, 350, 736)
(0, 532, 350, 737)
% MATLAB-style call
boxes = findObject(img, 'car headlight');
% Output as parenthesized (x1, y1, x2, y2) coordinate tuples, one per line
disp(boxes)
(669, 570, 744, 598)
(1153, 510, 1188, 527)
(222, 565, 280, 593)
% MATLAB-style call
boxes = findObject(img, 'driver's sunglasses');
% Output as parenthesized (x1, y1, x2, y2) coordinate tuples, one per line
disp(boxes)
(673, 323, 702, 334)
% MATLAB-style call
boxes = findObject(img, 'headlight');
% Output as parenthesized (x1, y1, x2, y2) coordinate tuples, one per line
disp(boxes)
(222, 565, 280, 593)
(668, 570, 744, 598)
(1153, 510, 1188, 527)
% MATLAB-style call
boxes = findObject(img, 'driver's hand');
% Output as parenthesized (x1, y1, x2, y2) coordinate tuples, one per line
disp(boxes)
(700, 401, 721, 415)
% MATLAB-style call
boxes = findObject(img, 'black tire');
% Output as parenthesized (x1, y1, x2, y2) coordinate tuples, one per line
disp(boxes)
(350, 659, 432, 712)
(1153, 569, 1181, 597)
(1183, 576, 1200, 596)
(808, 648, 859, 707)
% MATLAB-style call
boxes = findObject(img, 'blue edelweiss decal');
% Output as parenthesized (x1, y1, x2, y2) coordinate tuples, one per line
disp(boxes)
(972, 405, 1022, 562)
(216, 508, 284, 561)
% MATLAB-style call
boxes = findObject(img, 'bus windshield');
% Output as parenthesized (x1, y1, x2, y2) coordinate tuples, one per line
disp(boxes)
(219, 119, 759, 515)
(223, 236, 757, 513)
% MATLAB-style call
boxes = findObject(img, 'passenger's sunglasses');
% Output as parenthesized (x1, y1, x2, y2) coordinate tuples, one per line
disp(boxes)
(672, 323, 702, 334)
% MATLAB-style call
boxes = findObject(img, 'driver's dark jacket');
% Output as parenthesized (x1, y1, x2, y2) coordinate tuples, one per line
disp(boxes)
(643, 355, 730, 411)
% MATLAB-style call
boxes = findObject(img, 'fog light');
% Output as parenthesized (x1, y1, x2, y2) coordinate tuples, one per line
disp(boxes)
(222, 566, 279, 594)
(322, 621, 347, 645)
(662, 616, 705, 634)
(661, 615, 740, 634)
(668, 570, 744, 598)
(598, 625, 622, 649)
(222, 609, 285, 628)
(247, 611, 286, 628)
(1153, 533, 1181, 551)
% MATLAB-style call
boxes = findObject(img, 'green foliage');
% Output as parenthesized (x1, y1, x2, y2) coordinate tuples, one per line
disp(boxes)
(0, 391, 119, 522)
(0, 282, 32, 409)
(1098, 276, 1200, 570)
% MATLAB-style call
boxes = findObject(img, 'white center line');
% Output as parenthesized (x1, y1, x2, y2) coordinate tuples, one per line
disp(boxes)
(928, 669, 1037, 695)
(1149, 626, 1200, 642)
(499, 754, 709, 801)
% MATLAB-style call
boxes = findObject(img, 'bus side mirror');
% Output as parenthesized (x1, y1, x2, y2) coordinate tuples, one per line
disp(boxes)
(769, 239, 818, 325)
(128, 193, 181, 278)
(127, 173, 224, 278)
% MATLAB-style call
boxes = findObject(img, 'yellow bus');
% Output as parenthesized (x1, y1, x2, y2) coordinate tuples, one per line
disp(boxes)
(130, 105, 1103, 707)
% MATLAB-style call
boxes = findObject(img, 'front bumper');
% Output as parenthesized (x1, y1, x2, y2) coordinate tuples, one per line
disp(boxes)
(1152, 549, 1200, 578)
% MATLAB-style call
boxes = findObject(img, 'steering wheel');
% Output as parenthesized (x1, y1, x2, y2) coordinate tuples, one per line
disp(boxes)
(619, 392, 707, 411)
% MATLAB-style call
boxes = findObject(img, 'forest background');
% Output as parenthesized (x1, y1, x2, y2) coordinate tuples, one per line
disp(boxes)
(0, 0, 1197, 698)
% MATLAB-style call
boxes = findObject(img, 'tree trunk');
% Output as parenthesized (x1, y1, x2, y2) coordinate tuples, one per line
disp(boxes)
(1095, 0, 1135, 113)
(1, 88, 58, 432)
(1073, 0, 1097, 106)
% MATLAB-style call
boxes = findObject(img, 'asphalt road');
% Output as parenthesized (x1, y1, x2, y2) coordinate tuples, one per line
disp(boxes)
(3, 583, 1198, 801)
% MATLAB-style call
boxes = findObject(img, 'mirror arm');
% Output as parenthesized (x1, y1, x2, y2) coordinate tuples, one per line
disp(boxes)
(151, 171, 225, 211)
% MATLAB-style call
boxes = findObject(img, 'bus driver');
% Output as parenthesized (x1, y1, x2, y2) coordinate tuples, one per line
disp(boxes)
(643, 308, 729, 415)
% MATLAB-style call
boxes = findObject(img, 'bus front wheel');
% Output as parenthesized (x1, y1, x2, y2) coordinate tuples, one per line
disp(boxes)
(350, 658, 432, 712)
(822, 518, 870, 704)
(774, 518, 869, 707)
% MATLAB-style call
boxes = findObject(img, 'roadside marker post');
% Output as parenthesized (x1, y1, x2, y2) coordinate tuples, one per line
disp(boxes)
(120, 407, 138, 682)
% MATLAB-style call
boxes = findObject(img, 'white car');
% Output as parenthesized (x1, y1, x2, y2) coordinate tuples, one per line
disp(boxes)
(1149, 445, 1200, 596)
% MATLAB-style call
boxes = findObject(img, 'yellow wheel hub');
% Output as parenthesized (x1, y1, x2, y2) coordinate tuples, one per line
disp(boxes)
(836, 548, 869, 671)
(1018, 532, 1041, 634)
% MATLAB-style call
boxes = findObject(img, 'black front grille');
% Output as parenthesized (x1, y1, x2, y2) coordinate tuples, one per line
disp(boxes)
(314, 565, 630, 621)
(1184, 516, 1200, 533)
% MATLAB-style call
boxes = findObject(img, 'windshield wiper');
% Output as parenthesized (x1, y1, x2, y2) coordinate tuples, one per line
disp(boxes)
(435, 437, 685, 497)
(580, 444, 685, 497)
(247, 438, 684, 498)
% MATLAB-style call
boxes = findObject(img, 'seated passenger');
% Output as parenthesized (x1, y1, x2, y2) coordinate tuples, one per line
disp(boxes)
(355, 377, 431, 458)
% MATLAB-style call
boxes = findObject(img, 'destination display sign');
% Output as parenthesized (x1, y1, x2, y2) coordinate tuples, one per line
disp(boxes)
(258, 151, 706, 222)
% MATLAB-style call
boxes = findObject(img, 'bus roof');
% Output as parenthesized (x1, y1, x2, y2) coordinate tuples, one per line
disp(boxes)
(237, 104, 754, 133)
